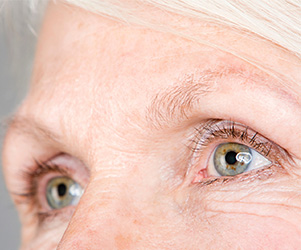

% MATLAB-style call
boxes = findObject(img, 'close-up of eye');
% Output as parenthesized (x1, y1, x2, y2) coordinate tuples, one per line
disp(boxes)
(46, 176, 83, 210)
(208, 142, 271, 176)
(11, 154, 89, 225)
(191, 120, 285, 183)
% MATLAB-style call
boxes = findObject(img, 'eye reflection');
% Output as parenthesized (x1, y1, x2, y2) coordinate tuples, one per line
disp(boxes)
(46, 176, 83, 209)
(209, 142, 271, 177)
(214, 143, 252, 176)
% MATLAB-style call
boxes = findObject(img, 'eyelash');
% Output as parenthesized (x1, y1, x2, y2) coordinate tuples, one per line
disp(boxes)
(13, 161, 71, 222)
(192, 119, 272, 155)
(17, 161, 68, 198)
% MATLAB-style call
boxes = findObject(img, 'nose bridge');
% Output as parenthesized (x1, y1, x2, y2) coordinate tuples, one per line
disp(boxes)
(56, 142, 166, 250)
(56, 172, 143, 250)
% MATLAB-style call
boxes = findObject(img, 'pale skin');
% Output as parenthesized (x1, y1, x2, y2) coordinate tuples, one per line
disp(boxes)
(2, 1, 301, 250)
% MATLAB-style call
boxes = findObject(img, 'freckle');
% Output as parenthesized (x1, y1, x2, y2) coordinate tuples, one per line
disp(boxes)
(226, 165, 236, 170)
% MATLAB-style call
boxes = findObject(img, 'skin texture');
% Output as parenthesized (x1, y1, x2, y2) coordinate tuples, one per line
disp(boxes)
(2, 2, 301, 250)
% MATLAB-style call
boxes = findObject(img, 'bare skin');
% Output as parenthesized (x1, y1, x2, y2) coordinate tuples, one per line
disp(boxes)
(2, 2, 301, 250)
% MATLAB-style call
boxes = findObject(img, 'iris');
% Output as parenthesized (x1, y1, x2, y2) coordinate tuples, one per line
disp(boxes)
(46, 177, 83, 209)
(213, 143, 252, 176)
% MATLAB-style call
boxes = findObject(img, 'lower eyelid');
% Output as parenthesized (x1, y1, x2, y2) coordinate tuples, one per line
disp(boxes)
(37, 206, 75, 227)
(193, 163, 286, 187)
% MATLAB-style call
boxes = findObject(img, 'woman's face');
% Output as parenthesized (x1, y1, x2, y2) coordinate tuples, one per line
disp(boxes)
(3, 2, 301, 250)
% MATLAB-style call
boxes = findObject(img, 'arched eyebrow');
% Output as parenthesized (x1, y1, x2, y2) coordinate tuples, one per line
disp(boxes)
(4, 68, 299, 141)
(146, 67, 240, 129)
(146, 73, 214, 129)
(146, 67, 300, 129)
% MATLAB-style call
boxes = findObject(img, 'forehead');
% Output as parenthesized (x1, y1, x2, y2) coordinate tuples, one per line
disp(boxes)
(28, 1, 300, 102)
(12, 1, 299, 159)
(32, 1, 300, 89)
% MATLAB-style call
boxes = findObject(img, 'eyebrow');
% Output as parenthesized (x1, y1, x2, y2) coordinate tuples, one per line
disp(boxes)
(146, 66, 299, 129)
(4, 116, 62, 144)
(146, 77, 212, 129)
(5, 67, 298, 140)
(146, 67, 232, 129)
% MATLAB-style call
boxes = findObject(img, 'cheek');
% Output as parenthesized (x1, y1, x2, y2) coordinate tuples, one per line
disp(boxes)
(21, 228, 66, 250)
(53, 169, 213, 250)
(57, 187, 191, 249)
(210, 214, 300, 250)
(179, 175, 301, 249)
(177, 202, 301, 250)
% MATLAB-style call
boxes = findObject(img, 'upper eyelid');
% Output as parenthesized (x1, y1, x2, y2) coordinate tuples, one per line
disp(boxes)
(9, 161, 70, 204)
(191, 120, 273, 152)
(32, 161, 70, 178)
(190, 119, 287, 167)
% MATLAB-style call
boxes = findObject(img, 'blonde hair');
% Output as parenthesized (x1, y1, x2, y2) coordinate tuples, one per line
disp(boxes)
(64, 0, 301, 58)
(3, 0, 301, 54)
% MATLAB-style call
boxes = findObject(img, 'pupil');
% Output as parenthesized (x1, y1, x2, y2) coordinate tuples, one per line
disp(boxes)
(225, 151, 237, 165)
(57, 183, 67, 197)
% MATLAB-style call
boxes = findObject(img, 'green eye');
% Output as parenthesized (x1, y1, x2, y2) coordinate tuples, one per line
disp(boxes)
(214, 143, 252, 176)
(212, 142, 272, 176)
(46, 177, 83, 209)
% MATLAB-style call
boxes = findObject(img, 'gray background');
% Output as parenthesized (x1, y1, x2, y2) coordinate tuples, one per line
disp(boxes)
(1, 2, 52, 248)
(0, 28, 27, 250)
